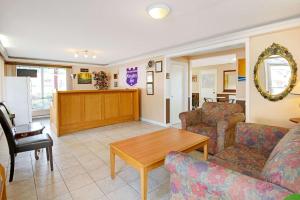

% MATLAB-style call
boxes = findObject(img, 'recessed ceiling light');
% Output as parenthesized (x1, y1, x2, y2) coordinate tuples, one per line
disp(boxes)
(74, 53, 79, 58)
(92, 55, 96, 59)
(147, 4, 170, 19)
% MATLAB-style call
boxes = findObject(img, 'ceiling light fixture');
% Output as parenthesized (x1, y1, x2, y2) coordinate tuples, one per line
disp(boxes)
(74, 50, 97, 59)
(147, 4, 170, 19)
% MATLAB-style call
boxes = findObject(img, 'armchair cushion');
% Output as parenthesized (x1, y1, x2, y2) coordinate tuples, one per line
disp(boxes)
(210, 144, 268, 179)
(236, 123, 288, 157)
(165, 151, 291, 200)
(261, 125, 300, 193)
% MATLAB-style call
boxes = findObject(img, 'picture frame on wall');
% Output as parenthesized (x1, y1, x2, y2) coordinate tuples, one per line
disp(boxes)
(80, 68, 89, 72)
(146, 71, 154, 83)
(192, 75, 197, 82)
(78, 72, 92, 84)
(113, 73, 118, 79)
(166, 73, 170, 79)
(146, 83, 154, 95)
(146, 71, 154, 95)
(114, 81, 118, 87)
(155, 61, 163, 72)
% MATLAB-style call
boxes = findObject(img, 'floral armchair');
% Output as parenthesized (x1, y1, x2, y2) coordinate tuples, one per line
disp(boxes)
(165, 123, 300, 200)
(179, 102, 245, 154)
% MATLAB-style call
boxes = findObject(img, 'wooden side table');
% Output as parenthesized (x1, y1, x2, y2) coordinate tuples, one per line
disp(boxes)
(289, 118, 300, 123)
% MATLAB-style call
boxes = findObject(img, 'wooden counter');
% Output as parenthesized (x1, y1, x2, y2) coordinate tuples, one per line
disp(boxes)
(50, 89, 140, 136)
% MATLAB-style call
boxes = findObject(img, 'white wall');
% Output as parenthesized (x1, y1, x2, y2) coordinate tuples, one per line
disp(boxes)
(108, 57, 165, 125)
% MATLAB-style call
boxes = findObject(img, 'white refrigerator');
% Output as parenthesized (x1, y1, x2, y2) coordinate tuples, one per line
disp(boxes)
(4, 77, 32, 125)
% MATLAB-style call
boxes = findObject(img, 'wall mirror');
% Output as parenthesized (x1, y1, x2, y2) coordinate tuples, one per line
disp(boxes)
(254, 43, 297, 101)
(223, 70, 237, 93)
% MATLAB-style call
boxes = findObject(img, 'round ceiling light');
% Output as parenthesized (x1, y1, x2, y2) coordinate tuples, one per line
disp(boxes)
(147, 4, 170, 19)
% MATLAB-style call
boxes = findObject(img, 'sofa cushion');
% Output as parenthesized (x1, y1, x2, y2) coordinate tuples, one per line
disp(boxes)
(187, 123, 217, 154)
(201, 102, 243, 126)
(210, 144, 268, 179)
(261, 125, 300, 193)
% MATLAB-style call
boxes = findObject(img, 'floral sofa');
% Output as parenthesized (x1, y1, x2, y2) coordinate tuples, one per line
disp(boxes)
(165, 123, 300, 200)
(179, 102, 245, 154)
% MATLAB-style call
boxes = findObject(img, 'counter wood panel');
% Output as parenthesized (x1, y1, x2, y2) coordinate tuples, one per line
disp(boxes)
(50, 89, 140, 136)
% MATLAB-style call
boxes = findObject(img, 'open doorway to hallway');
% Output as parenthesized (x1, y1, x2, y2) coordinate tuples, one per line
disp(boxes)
(167, 43, 247, 126)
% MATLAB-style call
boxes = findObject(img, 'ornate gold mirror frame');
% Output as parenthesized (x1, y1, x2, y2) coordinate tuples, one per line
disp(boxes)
(254, 43, 297, 101)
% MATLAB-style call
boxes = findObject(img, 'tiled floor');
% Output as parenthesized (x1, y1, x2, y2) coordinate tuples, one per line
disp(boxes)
(0, 119, 202, 200)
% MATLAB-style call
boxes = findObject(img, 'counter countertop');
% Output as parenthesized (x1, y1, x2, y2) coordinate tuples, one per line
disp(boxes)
(56, 89, 139, 94)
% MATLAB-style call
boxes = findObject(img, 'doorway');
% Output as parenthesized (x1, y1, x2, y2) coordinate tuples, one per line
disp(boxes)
(199, 69, 217, 106)
(170, 61, 188, 125)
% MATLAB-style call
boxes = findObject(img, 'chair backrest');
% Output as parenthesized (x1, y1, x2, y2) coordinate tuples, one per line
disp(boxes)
(201, 102, 243, 126)
(0, 102, 14, 126)
(0, 164, 6, 200)
(0, 105, 16, 154)
(261, 125, 300, 193)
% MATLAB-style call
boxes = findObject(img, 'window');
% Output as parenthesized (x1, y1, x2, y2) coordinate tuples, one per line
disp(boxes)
(17, 66, 67, 110)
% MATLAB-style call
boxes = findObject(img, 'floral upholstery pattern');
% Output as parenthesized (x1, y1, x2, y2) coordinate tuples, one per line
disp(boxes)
(201, 102, 243, 127)
(165, 123, 300, 199)
(165, 151, 291, 200)
(187, 123, 217, 154)
(179, 102, 245, 154)
(236, 122, 288, 157)
(209, 144, 267, 179)
(262, 125, 300, 193)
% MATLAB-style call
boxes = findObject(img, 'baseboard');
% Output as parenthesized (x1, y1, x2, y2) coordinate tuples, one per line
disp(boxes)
(141, 118, 168, 127)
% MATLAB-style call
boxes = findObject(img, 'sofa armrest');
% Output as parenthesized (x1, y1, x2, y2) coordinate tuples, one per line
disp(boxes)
(165, 151, 291, 200)
(235, 123, 289, 157)
(216, 113, 246, 151)
(179, 109, 202, 130)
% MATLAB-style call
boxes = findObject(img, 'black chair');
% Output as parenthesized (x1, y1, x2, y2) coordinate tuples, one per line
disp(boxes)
(0, 102, 15, 126)
(0, 105, 53, 182)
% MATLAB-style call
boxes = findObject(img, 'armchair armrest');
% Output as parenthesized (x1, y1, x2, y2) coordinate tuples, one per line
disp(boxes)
(236, 123, 289, 157)
(179, 109, 202, 130)
(165, 151, 291, 200)
(217, 113, 245, 151)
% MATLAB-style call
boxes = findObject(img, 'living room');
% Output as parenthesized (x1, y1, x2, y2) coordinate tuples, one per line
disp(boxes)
(0, 1, 300, 200)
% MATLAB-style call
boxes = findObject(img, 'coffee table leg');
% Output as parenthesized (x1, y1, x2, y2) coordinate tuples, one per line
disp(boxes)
(203, 142, 208, 161)
(110, 147, 115, 179)
(140, 168, 148, 200)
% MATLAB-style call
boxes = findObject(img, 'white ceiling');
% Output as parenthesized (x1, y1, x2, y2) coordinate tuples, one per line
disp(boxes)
(1, 0, 300, 65)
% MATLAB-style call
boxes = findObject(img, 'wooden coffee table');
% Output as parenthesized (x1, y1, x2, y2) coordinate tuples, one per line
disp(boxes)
(110, 128, 209, 200)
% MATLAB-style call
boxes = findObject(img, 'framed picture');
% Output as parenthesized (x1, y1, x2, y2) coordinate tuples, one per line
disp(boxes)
(78, 72, 92, 84)
(114, 81, 118, 87)
(113, 73, 118, 79)
(192, 75, 197, 82)
(238, 59, 246, 81)
(146, 83, 154, 95)
(155, 61, 163, 72)
(146, 71, 154, 83)
(80, 68, 89, 72)
(166, 73, 170, 79)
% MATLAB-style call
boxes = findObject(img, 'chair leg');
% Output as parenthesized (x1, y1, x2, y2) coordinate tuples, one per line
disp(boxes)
(49, 146, 53, 171)
(9, 154, 15, 182)
(46, 148, 49, 161)
(34, 149, 40, 160)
